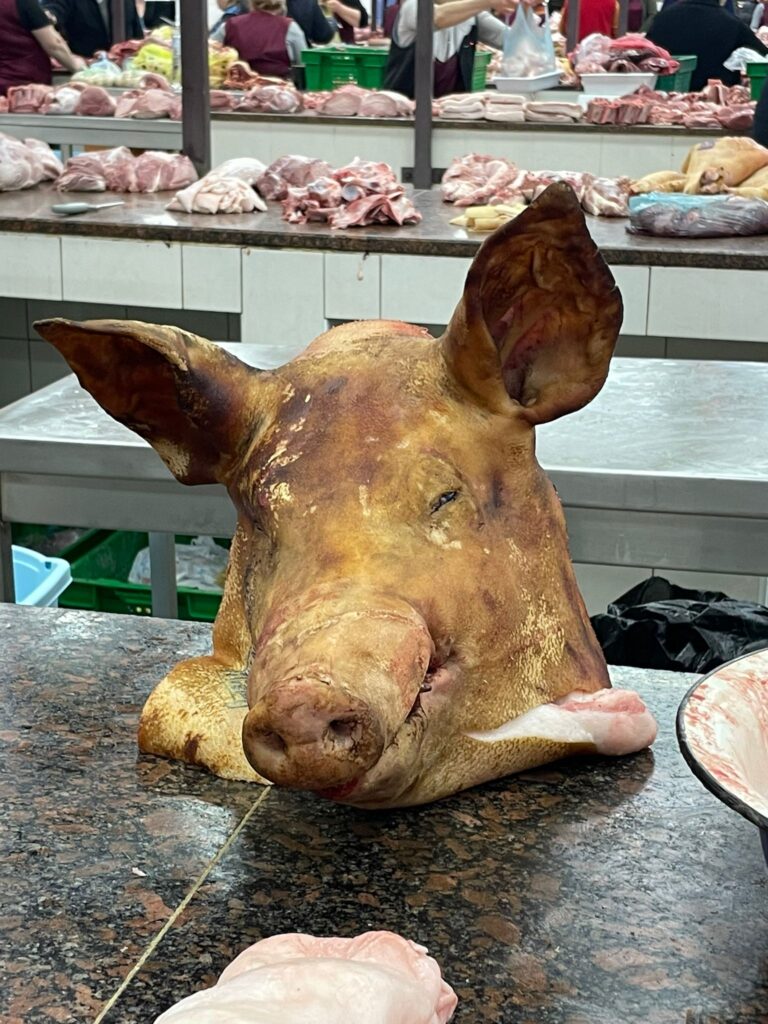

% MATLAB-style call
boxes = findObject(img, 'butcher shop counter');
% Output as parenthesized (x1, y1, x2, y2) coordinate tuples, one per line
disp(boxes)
(208, 111, 731, 182)
(2, 603, 766, 1024)
(1, 186, 767, 366)
(1, 354, 766, 615)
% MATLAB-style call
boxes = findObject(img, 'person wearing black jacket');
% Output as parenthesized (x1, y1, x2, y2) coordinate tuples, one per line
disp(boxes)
(753, 84, 768, 147)
(646, 0, 768, 92)
(42, 0, 143, 57)
(286, 0, 335, 44)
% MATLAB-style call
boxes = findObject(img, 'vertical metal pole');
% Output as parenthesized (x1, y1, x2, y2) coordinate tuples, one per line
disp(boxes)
(111, 0, 127, 43)
(565, 0, 580, 53)
(617, 0, 629, 35)
(0, 518, 15, 603)
(180, 0, 211, 175)
(413, 0, 434, 190)
(148, 531, 179, 618)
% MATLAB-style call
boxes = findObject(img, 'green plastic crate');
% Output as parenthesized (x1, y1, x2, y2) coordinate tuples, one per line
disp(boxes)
(471, 50, 492, 92)
(746, 61, 768, 101)
(301, 45, 390, 91)
(656, 55, 697, 93)
(58, 530, 229, 621)
(11, 523, 101, 560)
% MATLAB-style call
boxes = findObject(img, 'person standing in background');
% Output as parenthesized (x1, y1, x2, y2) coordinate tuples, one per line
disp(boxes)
(559, 0, 618, 41)
(286, 0, 335, 43)
(41, 0, 144, 57)
(0, 0, 85, 95)
(209, 0, 247, 35)
(647, 0, 768, 91)
(218, 0, 307, 74)
(327, 0, 368, 41)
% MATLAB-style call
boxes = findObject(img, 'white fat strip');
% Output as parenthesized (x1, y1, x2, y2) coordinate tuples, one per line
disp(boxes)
(467, 689, 658, 756)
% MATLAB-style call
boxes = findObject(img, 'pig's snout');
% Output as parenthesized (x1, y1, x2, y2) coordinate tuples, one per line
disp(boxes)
(242, 676, 384, 790)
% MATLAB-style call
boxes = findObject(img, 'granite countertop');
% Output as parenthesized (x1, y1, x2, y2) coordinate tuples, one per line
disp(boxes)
(2, 186, 768, 268)
(2, 604, 766, 1024)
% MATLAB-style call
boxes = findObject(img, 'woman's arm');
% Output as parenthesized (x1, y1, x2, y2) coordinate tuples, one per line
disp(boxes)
(31, 23, 86, 70)
(327, 0, 361, 27)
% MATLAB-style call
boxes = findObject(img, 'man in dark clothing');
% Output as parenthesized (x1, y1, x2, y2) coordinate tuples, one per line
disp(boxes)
(753, 83, 768, 146)
(286, 0, 334, 44)
(647, 0, 768, 91)
(42, 0, 143, 57)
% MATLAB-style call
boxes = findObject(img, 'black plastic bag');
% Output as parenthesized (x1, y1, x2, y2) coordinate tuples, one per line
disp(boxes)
(590, 576, 768, 673)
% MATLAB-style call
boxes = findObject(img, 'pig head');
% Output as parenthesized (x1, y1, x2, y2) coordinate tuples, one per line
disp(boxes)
(35, 185, 629, 808)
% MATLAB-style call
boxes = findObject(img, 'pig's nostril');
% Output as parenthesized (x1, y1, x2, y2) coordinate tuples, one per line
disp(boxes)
(259, 730, 287, 755)
(326, 717, 361, 748)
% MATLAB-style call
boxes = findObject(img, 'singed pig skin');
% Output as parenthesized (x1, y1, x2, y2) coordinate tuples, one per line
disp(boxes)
(33, 184, 635, 808)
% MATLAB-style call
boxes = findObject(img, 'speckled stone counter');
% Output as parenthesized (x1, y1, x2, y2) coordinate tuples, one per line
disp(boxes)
(2, 605, 766, 1024)
(3, 186, 768, 268)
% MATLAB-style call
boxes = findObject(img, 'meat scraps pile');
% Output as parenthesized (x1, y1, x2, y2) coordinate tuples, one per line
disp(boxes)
(585, 81, 755, 130)
(442, 154, 631, 218)
(0, 134, 62, 191)
(153, 931, 458, 1023)
(166, 154, 421, 228)
(572, 33, 679, 76)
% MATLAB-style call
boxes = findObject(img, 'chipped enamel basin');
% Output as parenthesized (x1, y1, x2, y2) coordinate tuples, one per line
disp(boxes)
(677, 647, 768, 869)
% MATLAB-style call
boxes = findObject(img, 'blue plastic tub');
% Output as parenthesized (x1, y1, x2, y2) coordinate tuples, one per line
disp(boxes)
(13, 545, 72, 607)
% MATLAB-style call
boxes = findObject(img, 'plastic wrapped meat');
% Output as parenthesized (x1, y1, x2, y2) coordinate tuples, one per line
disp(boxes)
(628, 192, 768, 237)
(0, 134, 61, 191)
(166, 176, 266, 214)
(153, 931, 457, 1024)
(210, 157, 267, 185)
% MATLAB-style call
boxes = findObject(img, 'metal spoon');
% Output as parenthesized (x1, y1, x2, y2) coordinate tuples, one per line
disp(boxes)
(51, 201, 126, 217)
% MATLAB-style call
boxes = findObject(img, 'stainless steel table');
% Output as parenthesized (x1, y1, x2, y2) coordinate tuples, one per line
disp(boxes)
(1, 353, 767, 614)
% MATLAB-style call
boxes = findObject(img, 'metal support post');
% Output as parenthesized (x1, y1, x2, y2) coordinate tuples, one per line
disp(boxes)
(565, 0, 580, 54)
(413, 0, 434, 190)
(110, 0, 126, 44)
(148, 531, 179, 619)
(617, 0, 629, 36)
(180, 0, 211, 175)
(0, 519, 15, 603)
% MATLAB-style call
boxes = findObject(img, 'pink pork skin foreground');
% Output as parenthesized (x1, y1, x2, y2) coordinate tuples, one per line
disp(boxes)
(154, 931, 458, 1024)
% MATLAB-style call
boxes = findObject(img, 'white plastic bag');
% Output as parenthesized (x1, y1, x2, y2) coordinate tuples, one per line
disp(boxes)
(500, 6, 557, 78)
(128, 536, 229, 592)
(724, 46, 768, 72)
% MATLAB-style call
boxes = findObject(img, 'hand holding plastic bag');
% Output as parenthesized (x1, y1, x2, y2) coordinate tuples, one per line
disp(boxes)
(500, 4, 557, 78)
(724, 46, 768, 71)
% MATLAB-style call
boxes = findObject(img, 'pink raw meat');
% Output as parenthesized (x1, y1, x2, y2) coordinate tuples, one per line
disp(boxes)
(154, 931, 457, 1024)
(7, 83, 52, 113)
(468, 687, 658, 755)
(57, 147, 137, 192)
(318, 83, 367, 116)
(132, 152, 197, 192)
(23, 137, 62, 179)
(0, 134, 60, 191)
(357, 90, 414, 117)
(256, 155, 333, 200)
(166, 176, 266, 214)
(75, 86, 116, 117)
(329, 191, 421, 228)
(235, 83, 302, 113)
(114, 88, 181, 120)
(581, 176, 630, 217)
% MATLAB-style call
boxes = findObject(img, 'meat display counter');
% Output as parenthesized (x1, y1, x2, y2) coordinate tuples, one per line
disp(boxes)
(0, 113, 183, 157)
(2, 602, 767, 1023)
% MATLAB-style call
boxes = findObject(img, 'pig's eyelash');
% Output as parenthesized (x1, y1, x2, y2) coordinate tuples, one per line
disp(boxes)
(430, 490, 460, 514)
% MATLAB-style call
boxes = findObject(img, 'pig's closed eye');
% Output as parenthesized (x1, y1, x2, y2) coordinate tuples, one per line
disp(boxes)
(430, 490, 460, 514)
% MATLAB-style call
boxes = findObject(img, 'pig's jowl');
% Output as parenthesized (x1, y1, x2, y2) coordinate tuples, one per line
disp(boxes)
(35, 184, 656, 808)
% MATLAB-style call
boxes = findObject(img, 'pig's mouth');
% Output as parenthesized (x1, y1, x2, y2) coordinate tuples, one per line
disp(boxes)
(315, 652, 459, 804)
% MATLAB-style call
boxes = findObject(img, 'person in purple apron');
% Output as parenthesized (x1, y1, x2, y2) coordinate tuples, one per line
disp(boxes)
(327, 0, 368, 41)
(383, 0, 527, 99)
(219, 0, 307, 77)
(0, 0, 84, 95)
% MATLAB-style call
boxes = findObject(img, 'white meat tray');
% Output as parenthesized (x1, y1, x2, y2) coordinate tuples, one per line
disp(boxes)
(579, 72, 658, 98)
(492, 70, 561, 94)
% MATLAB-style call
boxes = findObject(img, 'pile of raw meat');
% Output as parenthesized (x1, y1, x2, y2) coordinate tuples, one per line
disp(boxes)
(153, 931, 457, 1024)
(572, 34, 679, 76)
(631, 137, 768, 198)
(57, 147, 197, 193)
(585, 82, 755, 130)
(229, 83, 304, 113)
(3, 80, 181, 120)
(309, 85, 414, 118)
(167, 158, 267, 214)
(262, 154, 422, 228)
(434, 92, 582, 123)
(0, 134, 61, 191)
(442, 153, 630, 217)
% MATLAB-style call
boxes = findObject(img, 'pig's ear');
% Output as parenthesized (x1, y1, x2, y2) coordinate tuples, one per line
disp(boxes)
(33, 318, 272, 485)
(440, 183, 623, 425)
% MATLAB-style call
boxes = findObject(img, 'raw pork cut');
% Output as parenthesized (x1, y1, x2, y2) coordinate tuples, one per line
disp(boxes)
(256, 155, 333, 200)
(114, 88, 181, 119)
(167, 176, 265, 214)
(468, 687, 658, 755)
(357, 89, 413, 117)
(57, 147, 195, 193)
(235, 84, 303, 113)
(133, 152, 197, 192)
(582, 176, 631, 217)
(329, 191, 421, 228)
(154, 931, 457, 1024)
(75, 86, 117, 117)
(524, 100, 582, 123)
(318, 83, 367, 116)
(7, 83, 52, 113)
(40, 84, 86, 115)
(0, 134, 61, 191)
